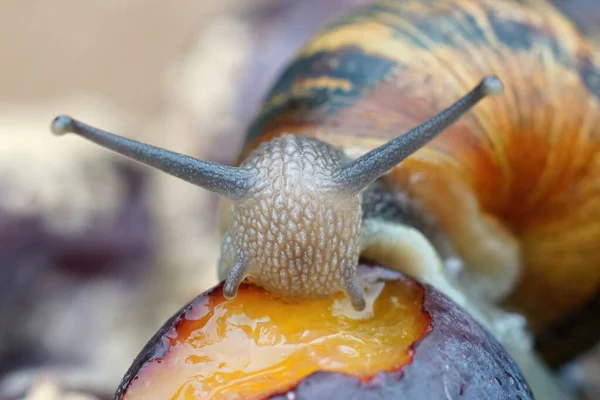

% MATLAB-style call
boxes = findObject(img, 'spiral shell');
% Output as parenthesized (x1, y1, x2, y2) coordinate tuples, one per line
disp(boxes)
(241, 0, 600, 330)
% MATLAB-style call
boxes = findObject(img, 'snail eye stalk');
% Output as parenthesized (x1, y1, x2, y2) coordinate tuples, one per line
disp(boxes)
(333, 75, 503, 193)
(50, 115, 255, 201)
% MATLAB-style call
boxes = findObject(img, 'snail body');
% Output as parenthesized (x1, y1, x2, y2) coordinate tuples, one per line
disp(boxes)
(51, 0, 600, 339)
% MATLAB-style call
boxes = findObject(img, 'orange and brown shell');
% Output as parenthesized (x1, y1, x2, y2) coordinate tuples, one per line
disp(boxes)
(239, 0, 600, 333)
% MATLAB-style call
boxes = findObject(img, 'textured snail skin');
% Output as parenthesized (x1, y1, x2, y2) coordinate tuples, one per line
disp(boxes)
(238, 0, 600, 332)
(218, 134, 365, 310)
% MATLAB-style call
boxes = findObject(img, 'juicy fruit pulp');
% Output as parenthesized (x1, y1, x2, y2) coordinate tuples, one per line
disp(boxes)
(123, 276, 430, 399)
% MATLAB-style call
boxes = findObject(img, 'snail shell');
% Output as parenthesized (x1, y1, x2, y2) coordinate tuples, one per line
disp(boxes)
(239, 0, 600, 331)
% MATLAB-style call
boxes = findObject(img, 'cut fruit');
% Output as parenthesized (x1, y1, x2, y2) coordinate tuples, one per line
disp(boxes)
(116, 265, 533, 400)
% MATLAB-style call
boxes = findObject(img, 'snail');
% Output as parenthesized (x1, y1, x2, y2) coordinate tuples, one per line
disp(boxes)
(50, 0, 600, 355)
(50, 75, 502, 313)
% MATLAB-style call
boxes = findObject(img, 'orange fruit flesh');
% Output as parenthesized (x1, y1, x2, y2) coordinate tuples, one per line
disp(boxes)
(124, 276, 430, 400)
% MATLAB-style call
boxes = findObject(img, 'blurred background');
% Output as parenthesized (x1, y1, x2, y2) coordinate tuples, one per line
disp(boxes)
(0, 0, 598, 399)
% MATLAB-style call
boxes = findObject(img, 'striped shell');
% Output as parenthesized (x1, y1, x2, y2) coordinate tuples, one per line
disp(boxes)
(240, 0, 600, 331)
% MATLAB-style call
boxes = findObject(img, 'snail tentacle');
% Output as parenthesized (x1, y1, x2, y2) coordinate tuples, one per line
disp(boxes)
(332, 76, 503, 193)
(50, 115, 255, 201)
(223, 252, 249, 299)
(346, 277, 366, 311)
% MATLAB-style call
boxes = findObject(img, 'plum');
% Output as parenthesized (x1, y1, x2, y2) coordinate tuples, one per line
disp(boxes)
(114, 264, 533, 400)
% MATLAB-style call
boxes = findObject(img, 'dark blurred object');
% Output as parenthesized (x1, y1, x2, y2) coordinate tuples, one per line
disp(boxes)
(536, 293, 600, 369)
(0, 164, 152, 398)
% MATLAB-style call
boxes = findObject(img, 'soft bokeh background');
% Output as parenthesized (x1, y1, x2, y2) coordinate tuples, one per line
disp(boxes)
(0, 1, 598, 399)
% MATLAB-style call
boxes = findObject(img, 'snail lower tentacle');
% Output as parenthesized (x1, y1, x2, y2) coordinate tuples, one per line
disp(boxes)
(222, 253, 249, 299)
